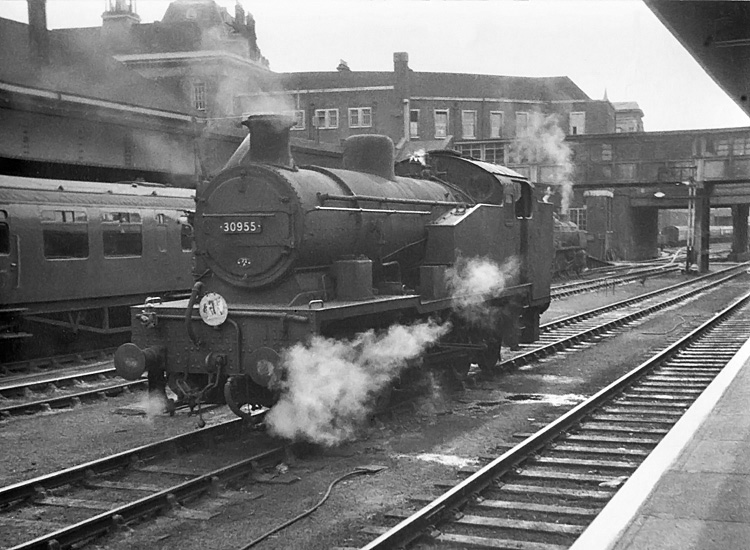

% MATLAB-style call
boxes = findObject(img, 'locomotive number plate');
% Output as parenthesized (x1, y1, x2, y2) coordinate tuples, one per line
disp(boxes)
(221, 219, 262, 234)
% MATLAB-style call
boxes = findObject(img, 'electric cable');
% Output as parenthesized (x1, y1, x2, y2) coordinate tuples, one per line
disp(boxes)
(236, 466, 383, 550)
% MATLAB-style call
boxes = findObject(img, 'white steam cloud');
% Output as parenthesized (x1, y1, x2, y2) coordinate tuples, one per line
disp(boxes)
(265, 320, 449, 446)
(264, 256, 519, 446)
(510, 111, 574, 214)
(446, 256, 519, 327)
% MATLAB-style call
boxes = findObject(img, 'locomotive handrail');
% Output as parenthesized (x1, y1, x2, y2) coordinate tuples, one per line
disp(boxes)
(317, 193, 465, 208)
(201, 212, 276, 218)
(158, 311, 311, 323)
(313, 206, 433, 215)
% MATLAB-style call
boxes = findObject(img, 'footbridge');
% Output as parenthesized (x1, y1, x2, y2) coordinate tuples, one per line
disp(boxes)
(560, 127, 750, 271)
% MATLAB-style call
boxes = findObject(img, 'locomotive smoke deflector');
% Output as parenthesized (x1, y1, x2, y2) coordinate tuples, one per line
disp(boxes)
(224, 113, 296, 170)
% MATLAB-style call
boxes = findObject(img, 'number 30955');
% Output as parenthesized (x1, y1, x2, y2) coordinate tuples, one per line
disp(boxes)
(222, 221, 261, 233)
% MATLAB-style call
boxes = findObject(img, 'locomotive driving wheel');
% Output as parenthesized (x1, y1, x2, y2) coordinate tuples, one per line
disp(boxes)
(223, 375, 274, 422)
(476, 337, 501, 372)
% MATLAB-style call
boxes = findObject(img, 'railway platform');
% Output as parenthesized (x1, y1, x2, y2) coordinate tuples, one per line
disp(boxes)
(570, 335, 750, 550)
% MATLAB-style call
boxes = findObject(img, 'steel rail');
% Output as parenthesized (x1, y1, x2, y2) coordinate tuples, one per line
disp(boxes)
(0, 418, 242, 507)
(502, 267, 745, 369)
(550, 265, 680, 299)
(543, 263, 745, 333)
(0, 379, 146, 417)
(359, 288, 750, 549)
(1, 348, 116, 378)
(8, 445, 286, 550)
(0, 366, 117, 395)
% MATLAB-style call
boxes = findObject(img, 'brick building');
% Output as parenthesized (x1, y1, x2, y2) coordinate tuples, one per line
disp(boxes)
(274, 52, 618, 166)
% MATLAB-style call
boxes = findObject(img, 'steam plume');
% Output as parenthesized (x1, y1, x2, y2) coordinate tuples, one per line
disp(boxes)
(510, 111, 574, 213)
(446, 256, 519, 327)
(265, 320, 449, 446)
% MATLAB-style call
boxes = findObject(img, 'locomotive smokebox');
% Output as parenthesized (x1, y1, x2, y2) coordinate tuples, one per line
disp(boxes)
(343, 134, 396, 180)
(241, 113, 295, 168)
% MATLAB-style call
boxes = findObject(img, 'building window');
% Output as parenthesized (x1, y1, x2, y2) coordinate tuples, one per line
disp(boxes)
(458, 144, 482, 159)
(601, 143, 612, 162)
(484, 143, 504, 164)
(102, 211, 142, 257)
(569, 206, 587, 231)
(456, 143, 505, 164)
(434, 109, 449, 138)
(570, 111, 586, 135)
(314, 109, 339, 129)
(516, 111, 529, 136)
(733, 137, 750, 156)
(461, 110, 477, 139)
(41, 210, 89, 259)
(490, 111, 504, 138)
(348, 107, 372, 128)
(193, 82, 206, 111)
(292, 110, 306, 130)
(410, 109, 420, 138)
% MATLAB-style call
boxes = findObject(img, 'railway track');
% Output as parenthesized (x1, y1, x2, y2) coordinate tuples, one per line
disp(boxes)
(550, 264, 680, 300)
(0, 418, 285, 550)
(0, 365, 145, 419)
(3, 264, 745, 420)
(0, 349, 116, 378)
(355, 286, 750, 549)
(498, 263, 747, 371)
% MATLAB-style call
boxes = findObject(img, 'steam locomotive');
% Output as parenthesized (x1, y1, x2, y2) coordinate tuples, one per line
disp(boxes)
(0, 177, 194, 360)
(114, 114, 554, 419)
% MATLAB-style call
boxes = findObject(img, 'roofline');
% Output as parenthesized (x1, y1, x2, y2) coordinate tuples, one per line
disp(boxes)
(564, 126, 750, 140)
(0, 80, 195, 122)
(114, 50, 268, 70)
(411, 96, 604, 105)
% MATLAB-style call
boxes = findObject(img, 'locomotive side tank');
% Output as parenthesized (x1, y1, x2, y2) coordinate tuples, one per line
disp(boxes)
(115, 114, 553, 419)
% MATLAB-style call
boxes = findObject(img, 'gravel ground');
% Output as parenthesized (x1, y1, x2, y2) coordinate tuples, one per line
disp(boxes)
(2, 269, 748, 550)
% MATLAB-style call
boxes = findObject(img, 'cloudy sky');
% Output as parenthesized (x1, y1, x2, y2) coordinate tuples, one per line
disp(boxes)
(1, 0, 747, 132)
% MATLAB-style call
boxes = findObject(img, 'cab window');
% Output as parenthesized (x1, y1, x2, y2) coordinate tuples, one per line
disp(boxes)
(41, 210, 89, 259)
(515, 181, 534, 219)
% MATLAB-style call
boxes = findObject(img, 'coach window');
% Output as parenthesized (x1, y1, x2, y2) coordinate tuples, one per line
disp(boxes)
(156, 213, 168, 253)
(41, 210, 89, 259)
(0, 211, 8, 255)
(103, 211, 142, 257)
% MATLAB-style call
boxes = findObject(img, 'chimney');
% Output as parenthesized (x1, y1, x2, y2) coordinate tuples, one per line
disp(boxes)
(241, 114, 295, 168)
(27, 0, 49, 63)
(101, 0, 140, 52)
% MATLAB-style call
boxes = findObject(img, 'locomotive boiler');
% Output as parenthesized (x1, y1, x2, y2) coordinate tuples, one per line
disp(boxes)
(115, 114, 554, 419)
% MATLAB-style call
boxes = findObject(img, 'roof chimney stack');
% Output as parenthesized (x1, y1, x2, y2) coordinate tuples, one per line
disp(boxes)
(27, 0, 49, 63)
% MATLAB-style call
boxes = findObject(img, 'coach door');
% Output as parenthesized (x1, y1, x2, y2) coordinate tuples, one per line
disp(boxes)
(0, 209, 19, 296)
